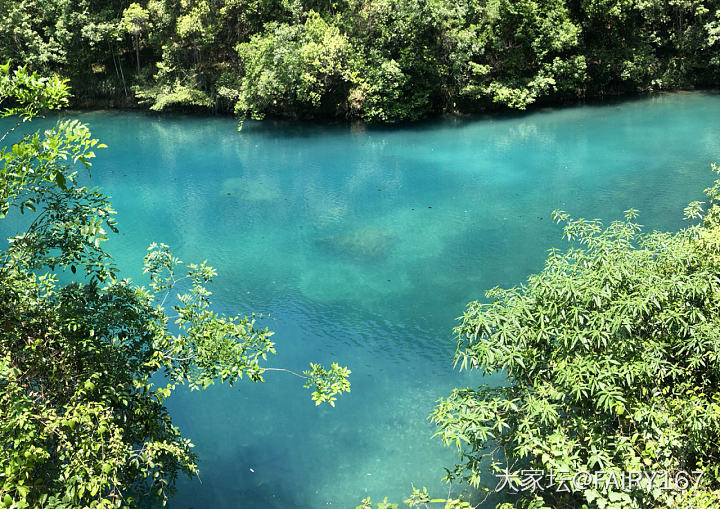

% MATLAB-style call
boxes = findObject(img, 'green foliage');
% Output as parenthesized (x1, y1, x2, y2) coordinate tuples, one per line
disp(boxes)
(577, 0, 716, 93)
(120, 3, 152, 39)
(356, 486, 474, 509)
(448, 0, 586, 109)
(675, 488, 720, 508)
(234, 10, 356, 121)
(430, 170, 720, 507)
(340, 0, 443, 122)
(121, 3, 152, 74)
(0, 1, 130, 100)
(134, 78, 213, 110)
(4, 0, 720, 119)
(0, 65, 349, 507)
(356, 497, 398, 509)
(404, 486, 468, 508)
(303, 362, 351, 406)
(0, 63, 69, 121)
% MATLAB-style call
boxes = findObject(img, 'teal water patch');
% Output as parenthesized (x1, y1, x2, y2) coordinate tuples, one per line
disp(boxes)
(2, 92, 720, 507)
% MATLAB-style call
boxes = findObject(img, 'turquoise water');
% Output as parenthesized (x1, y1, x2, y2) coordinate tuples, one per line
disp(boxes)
(3, 92, 720, 507)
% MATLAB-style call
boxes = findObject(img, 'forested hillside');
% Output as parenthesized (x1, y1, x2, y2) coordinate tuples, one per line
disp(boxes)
(2, 0, 719, 122)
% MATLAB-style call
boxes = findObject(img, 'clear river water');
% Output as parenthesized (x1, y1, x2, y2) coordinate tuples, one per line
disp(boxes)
(3, 92, 720, 508)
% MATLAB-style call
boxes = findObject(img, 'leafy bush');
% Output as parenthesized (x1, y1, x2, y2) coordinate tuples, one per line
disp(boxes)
(234, 11, 356, 122)
(431, 171, 720, 508)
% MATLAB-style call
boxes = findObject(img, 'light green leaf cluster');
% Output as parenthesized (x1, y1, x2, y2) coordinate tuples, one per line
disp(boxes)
(135, 79, 213, 111)
(454, 0, 585, 109)
(120, 3, 152, 38)
(356, 486, 474, 509)
(302, 362, 351, 406)
(234, 10, 356, 121)
(431, 169, 720, 507)
(0, 63, 68, 121)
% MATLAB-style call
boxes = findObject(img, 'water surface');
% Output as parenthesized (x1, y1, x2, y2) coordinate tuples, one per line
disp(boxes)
(3, 92, 720, 508)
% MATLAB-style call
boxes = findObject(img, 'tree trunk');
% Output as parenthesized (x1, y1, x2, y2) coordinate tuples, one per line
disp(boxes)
(109, 42, 128, 98)
(118, 47, 128, 97)
(134, 34, 140, 75)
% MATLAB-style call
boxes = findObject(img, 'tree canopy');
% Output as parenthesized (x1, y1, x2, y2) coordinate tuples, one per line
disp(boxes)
(2, 0, 720, 121)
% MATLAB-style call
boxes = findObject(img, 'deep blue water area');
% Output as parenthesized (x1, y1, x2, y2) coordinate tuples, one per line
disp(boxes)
(2, 92, 720, 507)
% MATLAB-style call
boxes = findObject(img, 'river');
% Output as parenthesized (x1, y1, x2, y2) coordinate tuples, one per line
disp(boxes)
(3, 91, 720, 508)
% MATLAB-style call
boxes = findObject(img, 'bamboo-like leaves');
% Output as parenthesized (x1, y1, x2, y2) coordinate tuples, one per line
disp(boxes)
(433, 175, 720, 507)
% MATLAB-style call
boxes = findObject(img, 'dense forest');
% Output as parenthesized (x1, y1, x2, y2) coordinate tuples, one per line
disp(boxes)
(2, 0, 720, 122)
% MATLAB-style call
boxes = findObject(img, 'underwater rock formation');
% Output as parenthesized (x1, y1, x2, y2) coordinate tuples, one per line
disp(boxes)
(314, 227, 395, 262)
(220, 176, 281, 202)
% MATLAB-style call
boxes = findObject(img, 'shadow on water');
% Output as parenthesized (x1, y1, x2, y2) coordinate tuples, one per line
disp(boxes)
(170, 443, 309, 509)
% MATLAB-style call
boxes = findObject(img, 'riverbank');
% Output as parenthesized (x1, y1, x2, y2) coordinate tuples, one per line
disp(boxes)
(67, 86, 720, 127)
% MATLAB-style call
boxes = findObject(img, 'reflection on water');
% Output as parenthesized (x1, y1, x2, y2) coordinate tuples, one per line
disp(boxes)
(2, 93, 720, 507)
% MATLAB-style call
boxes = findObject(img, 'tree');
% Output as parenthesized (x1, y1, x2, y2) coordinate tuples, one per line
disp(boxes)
(4, 0, 720, 118)
(430, 172, 720, 507)
(121, 3, 152, 75)
(339, 0, 444, 122)
(0, 64, 350, 508)
(448, 0, 587, 109)
(234, 10, 357, 124)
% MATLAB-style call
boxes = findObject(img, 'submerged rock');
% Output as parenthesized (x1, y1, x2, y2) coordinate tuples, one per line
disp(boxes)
(315, 227, 395, 261)
(220, 176, 281, 202)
